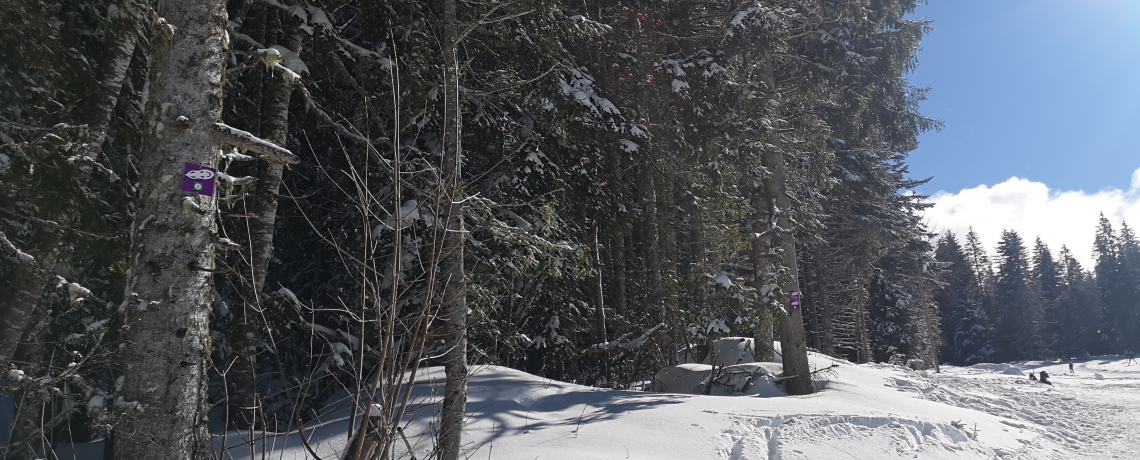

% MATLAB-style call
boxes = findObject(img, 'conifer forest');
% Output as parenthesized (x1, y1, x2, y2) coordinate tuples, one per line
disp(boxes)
(1, 0, 1138, 459)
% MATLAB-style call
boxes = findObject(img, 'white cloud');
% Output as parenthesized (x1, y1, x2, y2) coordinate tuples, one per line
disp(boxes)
(922, 167, 1140, 268)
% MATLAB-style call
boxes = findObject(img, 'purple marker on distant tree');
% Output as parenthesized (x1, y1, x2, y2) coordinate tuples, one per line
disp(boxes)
(789, 290, 801, 312)
(181, 162, 216, 197)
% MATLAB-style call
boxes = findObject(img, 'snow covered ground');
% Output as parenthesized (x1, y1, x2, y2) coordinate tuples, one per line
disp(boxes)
(210, 352, 1140, 460)
(7, 351, 1138, 459)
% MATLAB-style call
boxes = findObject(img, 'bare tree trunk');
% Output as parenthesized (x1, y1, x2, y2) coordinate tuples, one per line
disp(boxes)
(759, 144, 813, 395)
(594, 228, 608, 344)
(226, 23, 303, 430)
(113, 2, 227, 458)
(437, 0, 468, 457)
(637, 165, 662, 321)
(815, 257, 836, 356)
(855, 288, 871, 363)
(655, 173, 676, 301)
(757, 64, 812, 395)
(614, 235, 627, 314)
(749, 188, 775, 363)
(593, 227, 608, 384)
(802, 255, 821, 351)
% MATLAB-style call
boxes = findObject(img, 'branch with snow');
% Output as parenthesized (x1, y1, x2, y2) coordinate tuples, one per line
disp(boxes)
(589, 323, 667, 352)
(0, 230, 35, 264)
(211, 122, 299, 164)
(218, 171, 257, 186)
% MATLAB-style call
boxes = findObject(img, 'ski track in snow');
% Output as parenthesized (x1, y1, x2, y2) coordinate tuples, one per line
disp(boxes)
(929, 361, 1140, 459)
(719, 414, 999, 460)
(186, 355, 1140, 460)
(712, 359, 1140, 460)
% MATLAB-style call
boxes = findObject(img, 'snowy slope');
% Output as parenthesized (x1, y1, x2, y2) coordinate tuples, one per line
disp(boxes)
(210, 353, 1140, 460)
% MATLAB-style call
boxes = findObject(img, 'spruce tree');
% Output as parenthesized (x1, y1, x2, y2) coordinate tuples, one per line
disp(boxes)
(993, 229, 1036, 360)
(1117, 222, 1140, 352)
(1031, 238, 1062, 357)
(934, 231, 993, 364)
(1057, 245, 1102, 356)
(1093, 214, 1124, 350)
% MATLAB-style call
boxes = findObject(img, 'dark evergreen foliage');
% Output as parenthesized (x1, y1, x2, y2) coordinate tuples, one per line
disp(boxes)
(992, 229, 1037, 361)
(6, 0, 1063, 456)
(867, 270, 914, 363)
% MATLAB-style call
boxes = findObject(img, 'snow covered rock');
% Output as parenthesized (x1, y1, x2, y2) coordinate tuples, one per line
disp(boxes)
(1095, 373, 1105, 380)
(652, 362, 786, 397)
(677, 337, 760, 365)
(703, 337, 756, 365)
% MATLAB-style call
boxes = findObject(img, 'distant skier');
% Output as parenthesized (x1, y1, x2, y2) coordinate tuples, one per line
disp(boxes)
(1127, 351, 1135, 366)
(1069, 362, 1075, 374)
(1039, 370, 1051, 385)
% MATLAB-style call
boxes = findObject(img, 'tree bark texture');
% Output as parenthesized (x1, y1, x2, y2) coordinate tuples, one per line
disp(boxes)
(760, 144, 813, 395)
(756, 63, 812, 395)
(437, 0, 468, 457)
(114, 1, 226, 458)
(749, 187, 775, 363)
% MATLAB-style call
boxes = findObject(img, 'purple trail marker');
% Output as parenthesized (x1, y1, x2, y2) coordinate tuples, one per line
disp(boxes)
(789, 290, 801, 312)
(181, 162, 217, 197)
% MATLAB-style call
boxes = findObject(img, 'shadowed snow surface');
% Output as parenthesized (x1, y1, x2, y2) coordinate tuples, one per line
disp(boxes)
(200, 352, 1140, 460)
(10, 353, 1139, 459)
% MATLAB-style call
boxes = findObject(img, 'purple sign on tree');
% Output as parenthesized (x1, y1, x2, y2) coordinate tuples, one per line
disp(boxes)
(181, 162, 217, 197)
(789, 290, 801, 312)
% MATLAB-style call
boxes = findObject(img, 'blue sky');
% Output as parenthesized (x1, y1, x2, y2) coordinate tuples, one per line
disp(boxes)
(908, 1, 1140, 265)
(907, 0, 1140, 195)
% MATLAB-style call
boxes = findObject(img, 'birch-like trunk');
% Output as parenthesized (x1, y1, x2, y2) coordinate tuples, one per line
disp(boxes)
(593, 228, 608, 345)
(437, 0, 468, 457)
(114, 1, 227, 458)
(226, 25, 303, 430)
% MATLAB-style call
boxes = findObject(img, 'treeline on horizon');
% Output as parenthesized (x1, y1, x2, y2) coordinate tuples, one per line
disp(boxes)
(6, 0, 1134, 459)
(932, 216, 1140, 366)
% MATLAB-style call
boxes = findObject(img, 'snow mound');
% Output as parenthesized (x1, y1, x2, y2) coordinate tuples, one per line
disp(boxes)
(1095, 373, 1105, 380)
(970, 362, 1024, 375)
(193, 354, 1140, 459)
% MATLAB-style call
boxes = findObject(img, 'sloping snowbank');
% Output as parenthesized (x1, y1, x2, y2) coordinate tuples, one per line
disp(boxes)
(212, 350, 1117, 459)
(26, 353, 1139, 459)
